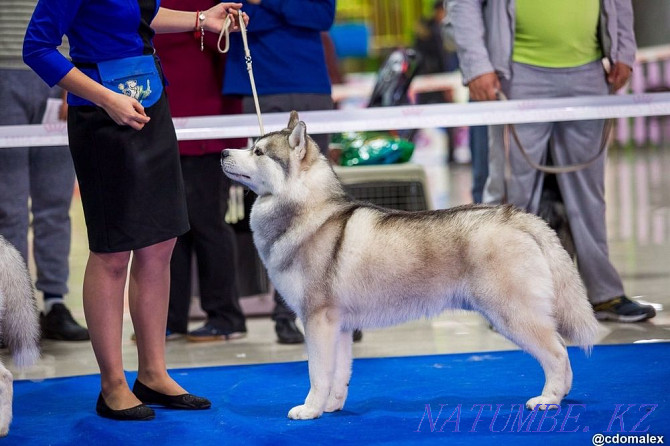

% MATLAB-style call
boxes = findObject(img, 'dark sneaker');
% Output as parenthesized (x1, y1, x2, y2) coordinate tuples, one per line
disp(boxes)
(275, 318, 304, 344)
(40, 303, 90, 341)
(186, 323, 247, 342)
(593, 296, 656, 322)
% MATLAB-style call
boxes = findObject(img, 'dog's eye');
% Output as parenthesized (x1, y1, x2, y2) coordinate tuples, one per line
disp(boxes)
(254, 148, 264, 156)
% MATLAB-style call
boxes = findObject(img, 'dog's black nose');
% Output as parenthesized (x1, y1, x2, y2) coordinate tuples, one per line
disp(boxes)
(221, 150, 230, 160)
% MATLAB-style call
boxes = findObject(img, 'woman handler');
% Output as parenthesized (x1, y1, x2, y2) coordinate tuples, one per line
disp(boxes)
(23, 0, 247, 420)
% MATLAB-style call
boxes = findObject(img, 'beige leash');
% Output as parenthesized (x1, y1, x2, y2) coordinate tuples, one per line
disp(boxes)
(217, 10, 265, 136)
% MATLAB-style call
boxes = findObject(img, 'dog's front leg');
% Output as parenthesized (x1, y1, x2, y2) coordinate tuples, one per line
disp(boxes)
(288, 308, 340, 420)
(325, 329, 353, 412)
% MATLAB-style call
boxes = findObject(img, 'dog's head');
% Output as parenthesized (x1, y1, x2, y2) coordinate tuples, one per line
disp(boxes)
(221, 111, 324, 196)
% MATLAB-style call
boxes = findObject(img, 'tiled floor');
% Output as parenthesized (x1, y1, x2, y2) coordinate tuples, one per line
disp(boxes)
(3, 128, 669, 382)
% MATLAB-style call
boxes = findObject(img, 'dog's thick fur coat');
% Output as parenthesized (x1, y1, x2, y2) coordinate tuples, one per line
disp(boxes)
(221, 112, 599, 420)
(0, 235, 40, 435)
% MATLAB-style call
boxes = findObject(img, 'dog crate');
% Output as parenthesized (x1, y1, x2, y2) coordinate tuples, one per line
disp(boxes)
(333, 163, 431, 211)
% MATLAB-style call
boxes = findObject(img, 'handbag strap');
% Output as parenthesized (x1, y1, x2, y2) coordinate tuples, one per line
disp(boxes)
(217, 11, 264, 136)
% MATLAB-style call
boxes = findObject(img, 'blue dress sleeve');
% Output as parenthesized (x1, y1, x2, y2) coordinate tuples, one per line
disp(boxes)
(23, 0, 84, 87)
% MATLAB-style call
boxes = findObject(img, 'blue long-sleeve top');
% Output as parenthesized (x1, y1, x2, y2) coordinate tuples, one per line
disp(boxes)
(222, 0, 335, 96)
(23, 0, 159, 104)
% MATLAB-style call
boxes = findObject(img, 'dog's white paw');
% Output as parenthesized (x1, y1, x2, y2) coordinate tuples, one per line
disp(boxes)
(526, 396, 561, 411)
(288, 404, 323, 420)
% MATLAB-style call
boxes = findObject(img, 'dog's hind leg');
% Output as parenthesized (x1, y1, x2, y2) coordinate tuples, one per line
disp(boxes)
(0, 364, 13, 437)
(522, 332, 570, 411)
(563, 346, 573, 396)
(487, 307, 570, 411)
(288, 308, 341, 420)
(325, 329, 353, 412)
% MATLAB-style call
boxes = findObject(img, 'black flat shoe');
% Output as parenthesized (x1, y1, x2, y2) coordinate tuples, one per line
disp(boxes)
(132, 380, 211, 410)
(95, 393, 155, 421)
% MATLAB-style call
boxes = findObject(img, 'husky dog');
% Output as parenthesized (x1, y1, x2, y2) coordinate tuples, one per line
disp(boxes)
(221, 112, 598, 420)
(0, 235, 40, 436)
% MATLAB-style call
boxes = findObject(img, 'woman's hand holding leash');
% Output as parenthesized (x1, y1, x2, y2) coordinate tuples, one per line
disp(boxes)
(200, 3, 248, 34)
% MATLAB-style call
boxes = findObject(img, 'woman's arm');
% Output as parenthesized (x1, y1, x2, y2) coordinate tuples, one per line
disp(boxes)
(153, 2, 246, 34)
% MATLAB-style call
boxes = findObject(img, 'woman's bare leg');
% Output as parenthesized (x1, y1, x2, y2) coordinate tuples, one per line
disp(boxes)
(130, 238, 186, 395)
(83, 250, 140, 409)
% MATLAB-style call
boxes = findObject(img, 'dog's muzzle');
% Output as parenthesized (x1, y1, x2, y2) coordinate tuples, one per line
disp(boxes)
(220, 149, 250, 180)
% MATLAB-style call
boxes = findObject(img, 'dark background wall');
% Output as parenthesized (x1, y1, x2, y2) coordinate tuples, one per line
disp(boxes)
(632, 0, 670, 47)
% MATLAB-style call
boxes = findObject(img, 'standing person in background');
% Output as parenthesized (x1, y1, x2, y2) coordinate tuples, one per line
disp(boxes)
(223, 0, 336, 344)
(448, 0, 655, 322)
(153, 0, 248, 343)
(413, 0, 468, 164)
(24, 0, 247, 420)
(0, 0, 89, 342)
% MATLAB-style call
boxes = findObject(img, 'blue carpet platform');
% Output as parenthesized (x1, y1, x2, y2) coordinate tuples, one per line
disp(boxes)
(8, 343, 670, 445)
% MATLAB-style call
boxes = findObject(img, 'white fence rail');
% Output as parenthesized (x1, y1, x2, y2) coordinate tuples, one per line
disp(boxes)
(1, 92, 669, 149)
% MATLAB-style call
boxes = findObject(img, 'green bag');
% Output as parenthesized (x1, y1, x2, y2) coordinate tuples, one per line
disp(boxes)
(333, 132, 415, 167)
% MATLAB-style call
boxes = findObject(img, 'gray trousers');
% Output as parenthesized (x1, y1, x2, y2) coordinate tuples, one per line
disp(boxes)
(0, 69, 75, 296)
(483, 60, 624, 304)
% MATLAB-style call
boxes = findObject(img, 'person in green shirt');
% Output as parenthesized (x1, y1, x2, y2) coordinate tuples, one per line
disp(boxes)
(448, 0, 655, 322)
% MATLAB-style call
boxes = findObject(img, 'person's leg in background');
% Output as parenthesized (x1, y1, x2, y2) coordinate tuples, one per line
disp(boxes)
(31, 139, 88, 340)
(550, 61, 654, 322)
(484, 65, 553, 210)
(183, 154, 247, 341)
(469, 124, 489, 203)
(0, 70, 88, 341)
(481, 77, 513, 206)
(0, 69, 43, 275)
(165, 153, 197, 339)
(166, 226, 193, 338)
(0, 147, 31, 270)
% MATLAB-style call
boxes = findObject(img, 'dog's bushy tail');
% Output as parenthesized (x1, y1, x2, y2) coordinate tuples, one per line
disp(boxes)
(0, 237, 40, 368)
(539, 228, 598, 353)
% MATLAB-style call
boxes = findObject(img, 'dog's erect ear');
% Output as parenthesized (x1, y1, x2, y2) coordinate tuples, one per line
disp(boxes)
(288, 121, 307, 160)
(287, 110, 300, 130)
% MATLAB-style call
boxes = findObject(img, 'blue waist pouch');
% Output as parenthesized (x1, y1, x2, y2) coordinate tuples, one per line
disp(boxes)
(97, 55, 163, 108)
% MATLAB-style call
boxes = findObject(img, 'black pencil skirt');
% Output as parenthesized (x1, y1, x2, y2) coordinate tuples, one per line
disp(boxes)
(67, 93, 189, 253)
